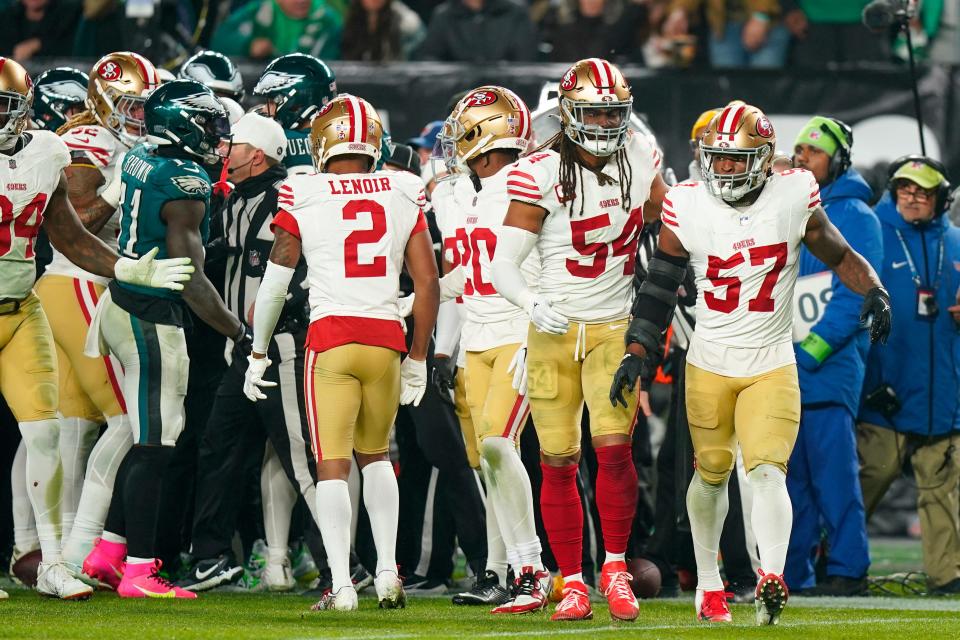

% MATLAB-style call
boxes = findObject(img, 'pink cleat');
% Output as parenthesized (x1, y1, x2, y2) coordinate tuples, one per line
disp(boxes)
(82, 538, 126, 590)
(118, 560, 197, 599)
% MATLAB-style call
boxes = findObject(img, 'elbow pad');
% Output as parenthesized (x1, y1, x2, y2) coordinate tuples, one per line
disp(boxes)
(628, 249, 689, 352)
(491, 226, 538, 311)
(252, 261, 295, 354)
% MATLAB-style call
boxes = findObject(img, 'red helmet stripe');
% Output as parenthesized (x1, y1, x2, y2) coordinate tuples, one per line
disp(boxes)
(719, 105, 746, 135)
(601, 60, 615, 92)
(357, 98, 368, 144)
(346, 96, 358, 143)
(587, 59, 609, 93)
(129, 53, 157, 88)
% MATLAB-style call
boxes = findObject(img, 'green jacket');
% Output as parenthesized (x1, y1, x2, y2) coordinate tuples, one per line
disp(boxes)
(670, 0, 782, 37)
(211, 0, 342, 59)
(798, 0, 870, 24)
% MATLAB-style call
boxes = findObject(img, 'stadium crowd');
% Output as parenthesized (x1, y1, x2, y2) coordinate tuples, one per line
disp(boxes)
(0, 0, 958, 628)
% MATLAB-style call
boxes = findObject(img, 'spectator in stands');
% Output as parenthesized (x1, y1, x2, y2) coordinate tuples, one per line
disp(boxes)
(537, 0, 646, 62)
(212, 0, 342, 60)
(407, 119, 443, 175)
(786, 117, 881, 596)
(858, 157, 960, 595)
(0, 0, 80, 59)
(660, 0, 789, 68)
(784, 0, 889, 66)
(340, 0, 425, 61)
(414, 0, 536, 62)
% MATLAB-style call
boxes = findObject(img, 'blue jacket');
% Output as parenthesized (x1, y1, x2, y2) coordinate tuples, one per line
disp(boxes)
(859, 194, 960, 436)
(795, 169, 883, 415)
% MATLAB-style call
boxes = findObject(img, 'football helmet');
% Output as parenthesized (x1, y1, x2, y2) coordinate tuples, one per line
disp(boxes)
(87, 51, 161, 147)
(309, 94, 383, 170)
(699, 102, 776, 202)
(144, 80, 230, 165)
(0, 58, 33, 148)
(253, 54, 337, 130)
(179, 51, 244, 101)
(439, 85, 531, 174)
(558, 58, 632, 157)
(32, 67, 89, 131)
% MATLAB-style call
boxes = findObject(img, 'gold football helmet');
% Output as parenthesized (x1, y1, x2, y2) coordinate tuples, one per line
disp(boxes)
(439, 86, 531, 174)
(558, 58, 632, 157)
(87, 51, 160, 146)
(700, 102, 776, 202)
(310, 94, 383, 171)
(0, 58, 33, 148)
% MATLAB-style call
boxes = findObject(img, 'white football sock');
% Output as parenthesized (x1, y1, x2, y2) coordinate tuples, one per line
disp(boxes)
(102, 531, 126, 545)
(62, 414, 132, 565)
(58, 417, 101, 542)
(479, 460, 508, 585)
(686, 472, 729, 592)
(316, 479, 353, 591)
(605, 552, 626, 564)
(564, 572, 584, 584)
(19, 420, 63, 563)
(261, 445, 296, 566)
(748, 464, 792, 576)
(361, 461, 399, 575)
(11, 439, 38, 552)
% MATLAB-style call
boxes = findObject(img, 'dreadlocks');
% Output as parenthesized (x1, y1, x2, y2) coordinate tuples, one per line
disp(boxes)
(536, 131, 634, 217)
(57, 110, 98, 136)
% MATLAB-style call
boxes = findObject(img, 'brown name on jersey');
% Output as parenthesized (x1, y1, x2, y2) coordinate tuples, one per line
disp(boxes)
(328, 177, 392, 196)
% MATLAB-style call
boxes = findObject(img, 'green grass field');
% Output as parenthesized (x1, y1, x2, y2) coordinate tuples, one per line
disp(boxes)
(2, 588, 959, 640)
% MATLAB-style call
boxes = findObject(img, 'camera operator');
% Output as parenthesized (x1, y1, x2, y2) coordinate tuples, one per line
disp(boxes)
(858, 157, 960, 595)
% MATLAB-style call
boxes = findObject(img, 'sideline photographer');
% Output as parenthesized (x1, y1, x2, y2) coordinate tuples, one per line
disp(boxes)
(857, 157, 960, 595)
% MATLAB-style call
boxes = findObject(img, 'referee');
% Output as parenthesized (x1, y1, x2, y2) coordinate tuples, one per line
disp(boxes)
(179, 113, 318, 591)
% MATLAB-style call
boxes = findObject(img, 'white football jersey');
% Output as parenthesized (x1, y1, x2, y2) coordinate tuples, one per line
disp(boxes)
(0, 131, 70, 299)
(663, 169, 821, 377)
(276, 170, 426, 324)
(432, 170, 539, 352)
(507, 132, 659, 323)
(45, 124, 124, 285)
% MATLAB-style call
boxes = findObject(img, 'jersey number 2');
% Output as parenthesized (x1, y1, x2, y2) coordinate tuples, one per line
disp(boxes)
(705, 242, 787, 313)
(0, 193, 47, 259)
(343, 200, 387, 277)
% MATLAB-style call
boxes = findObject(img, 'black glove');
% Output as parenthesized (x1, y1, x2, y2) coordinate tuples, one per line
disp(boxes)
(232, 322, 254, 361)
(431, 355, 457, 403)
(609, 353, 656, 408)
(859, 286, 892, 344)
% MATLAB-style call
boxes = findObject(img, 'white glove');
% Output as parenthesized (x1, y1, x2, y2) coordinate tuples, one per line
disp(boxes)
(243, 355, 277, 401)
(507, 342, 528, 396)
(398, 293, 415, 318)
(399, 357, 427, 407)
(114, 247, 194, 291)
(526, 294, 569, 335)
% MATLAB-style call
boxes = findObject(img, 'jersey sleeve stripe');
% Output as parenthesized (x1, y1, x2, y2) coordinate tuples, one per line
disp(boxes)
(506, 179, 540, 191)
(662, 217, 679, 228)
(663, 196, 674, 208)
(508, 170, 538, 184)
(508, 187, 542, 200)
(808, 199, 821, 209)
(271, 210, 301, 239)
(661, 206, 676, 218)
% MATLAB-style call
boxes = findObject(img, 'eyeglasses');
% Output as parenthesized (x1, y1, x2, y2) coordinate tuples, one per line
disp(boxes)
(896, 185, 936, 203)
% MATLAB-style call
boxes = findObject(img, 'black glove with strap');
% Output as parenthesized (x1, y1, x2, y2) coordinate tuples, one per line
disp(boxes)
(232, 322, 254, 362)
(859, 286, 892, 344)
(431, 355, 457, 404)
(609, 352, 658, 409)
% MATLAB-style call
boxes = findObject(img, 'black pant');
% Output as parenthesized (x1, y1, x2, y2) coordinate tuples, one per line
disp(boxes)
(190, 332, 317, 559)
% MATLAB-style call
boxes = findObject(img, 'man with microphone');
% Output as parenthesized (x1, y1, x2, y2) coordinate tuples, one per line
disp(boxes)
(180, 112, 318, 592)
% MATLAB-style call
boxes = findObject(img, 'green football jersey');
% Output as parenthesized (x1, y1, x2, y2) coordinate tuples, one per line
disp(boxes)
(117, 143, 211, 299)
(283, 128, 313, 173)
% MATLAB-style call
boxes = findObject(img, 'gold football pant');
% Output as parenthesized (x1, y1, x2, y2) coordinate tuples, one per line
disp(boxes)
(36, 275, 125, 421)
(304, 344, 400, 461)
(454, 367, 480, 469)
(685, 363, 801, 484)
(465, 343, 529, 448)
(525, 320, 639, 457)
(0, 293, 57, 422)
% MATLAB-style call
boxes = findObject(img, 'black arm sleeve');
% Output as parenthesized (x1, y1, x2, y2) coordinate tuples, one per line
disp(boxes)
(627, 249, 689, 352)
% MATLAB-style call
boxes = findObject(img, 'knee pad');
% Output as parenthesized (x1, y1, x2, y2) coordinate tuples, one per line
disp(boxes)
(696, 447, 734, 485)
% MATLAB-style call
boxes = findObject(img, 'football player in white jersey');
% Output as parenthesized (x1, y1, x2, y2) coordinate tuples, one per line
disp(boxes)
(491, 58, 668, 622)
(244, 94, 439, 612)
(35, 51, 160, 572)
(430, 86, 552, 613)
(609, 103, 892, 625)
(0, 57, 193, 599)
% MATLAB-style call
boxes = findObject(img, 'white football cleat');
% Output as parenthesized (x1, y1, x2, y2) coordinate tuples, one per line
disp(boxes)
(36, 562, 94, 600)
(0, 588, 8, 599)
(375, 570, 406, 609)
(262, 559, 296, 592)
(311, 586, 358, 611)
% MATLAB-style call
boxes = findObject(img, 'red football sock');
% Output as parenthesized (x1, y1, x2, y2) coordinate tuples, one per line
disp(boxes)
(594, 444, 638, 557)
(539, 462, 582, 577)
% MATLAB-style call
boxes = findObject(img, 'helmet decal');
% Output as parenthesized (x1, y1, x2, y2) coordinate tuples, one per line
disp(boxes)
(98, 61, 123, 82)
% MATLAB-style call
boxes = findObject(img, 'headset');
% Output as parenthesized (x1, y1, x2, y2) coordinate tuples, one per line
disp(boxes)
(887, 154, 954, 215)
(817, 117, 854, 184)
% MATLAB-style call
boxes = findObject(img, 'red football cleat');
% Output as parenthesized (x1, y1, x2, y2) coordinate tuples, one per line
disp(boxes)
(755, 570, 789, 626)
(697, 589, 733, 623)
(82, 537, 126, 590)
(550, 580, 593, 621)
(600, 561, 639, 621)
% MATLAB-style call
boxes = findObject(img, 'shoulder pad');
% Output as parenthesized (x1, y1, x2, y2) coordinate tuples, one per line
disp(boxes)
(391, 171, 427, 208)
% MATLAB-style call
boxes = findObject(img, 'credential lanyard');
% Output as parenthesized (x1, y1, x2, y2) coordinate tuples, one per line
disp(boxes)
(894, 229, 944, 291)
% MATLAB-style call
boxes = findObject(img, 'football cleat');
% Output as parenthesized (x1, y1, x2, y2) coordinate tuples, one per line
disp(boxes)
(375, 570, 406, 609)
(0, 588, 7, 599)
(452, 570, 510, 606)
(492, 566, 549, 615)
(600, 561, 640, 621)
(755, 570, 789, 626)
(177, 555, 243, 592)
(118, 560, 197, 599)
(696, 589, 733, 623)
(311, 586, 358, 611)
(35, 562, 94, 600)
(289, 541, 319, 586)
(82, 537, 126, 590)
(403, 574, 448, 596)
(550, 580, 592, 621)
(261, 558, 296, 592)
